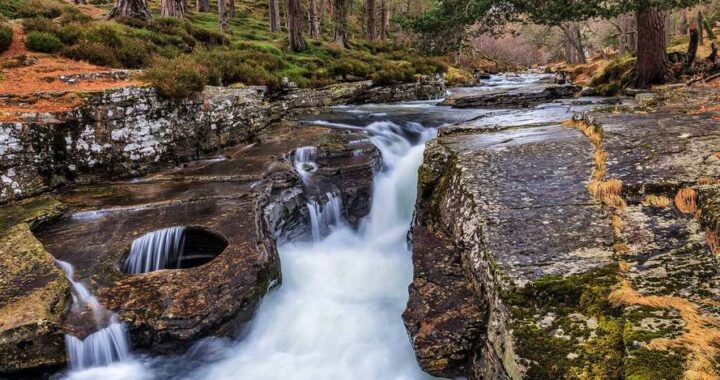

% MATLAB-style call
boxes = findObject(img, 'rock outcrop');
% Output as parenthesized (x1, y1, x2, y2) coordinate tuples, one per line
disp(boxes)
(0, 120, 381, 374)
(0, 78, 444, 204)
(441, 83, 580, 108)
(405, 92, 720, 379)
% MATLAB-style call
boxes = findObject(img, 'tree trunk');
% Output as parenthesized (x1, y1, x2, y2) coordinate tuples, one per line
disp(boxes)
(74, 0, 86, 5)
(332, 0, 350, 47)
(560, 23, 586, 64)
(269, 0, 281, 32)
(287, 0, 306, 51)
(161, 0, 185, 17)
(701, 11, 715, 40)
(698, 11, 705, 46)
(634, 7, 672, 88)
(107, 0, 151, 20)
(197, 0, 209, 12)
(218, 0, 228, 31)
(687, 26, 699, 68)
(308, 0, 319, 38)
(365, 0, 376, 40)
(229, 0, 235, 17)
(680, 9, 688, 35)
(379, 0, 387, 40)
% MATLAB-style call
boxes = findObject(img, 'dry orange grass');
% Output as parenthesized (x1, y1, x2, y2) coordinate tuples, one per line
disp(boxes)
(642, 195, 673, 208)
(698, 177, 719, 186)
(715, 152, 720, 160)
(675, 188, 698, 214)
(618, 260, 631, 272)
(613, 242, 630, 254)
(707, 231, 720, 257)
(610, 280, 720, 380)
(611, 214, 623, 236)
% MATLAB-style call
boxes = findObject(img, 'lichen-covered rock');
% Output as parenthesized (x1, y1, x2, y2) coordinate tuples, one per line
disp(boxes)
(441, 83, 581, 108)
(405, 122, 618, 379)
(1, 78, 445, 204)
(0, 197, 69, 374)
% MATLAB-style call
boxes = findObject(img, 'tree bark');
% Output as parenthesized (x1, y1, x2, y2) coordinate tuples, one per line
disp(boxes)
(687, 26, 699, 68)
(332, 0, 350, 47)
(560, 23, 586, 64)
(634, 7, 672, 88)
(229, 0, 236, 17)
(269, 0, 281, 32)
(287, 0, 306, 51)
(379, 0, 387, 40)
(365, 0, 376, 40)
(197, 0, 209, 12)
(161, 0, 185, 17)
(698, 11, 704, 46)
(107, 0, 151, 20)
(219, 0, 228, 32)
(308, 0, 319, 38)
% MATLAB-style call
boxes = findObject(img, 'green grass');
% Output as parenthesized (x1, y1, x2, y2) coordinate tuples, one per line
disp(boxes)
(8, 0, 448, 97)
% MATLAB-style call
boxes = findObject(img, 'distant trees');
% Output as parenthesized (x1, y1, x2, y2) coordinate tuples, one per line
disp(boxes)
(288, 0, 306, 50)
(332, 0, 351, 46)
(106, 0, 151, 20)
(160, 0, 186, 17)
(269, 0, 281, 31)
(366, 0, 377, 40)
(197, 0, 209, 12)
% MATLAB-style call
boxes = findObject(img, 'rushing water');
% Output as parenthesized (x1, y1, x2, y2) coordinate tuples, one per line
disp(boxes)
(122, 226, 187, 274)
(60, 116, 436, 380)
(56, 260, 132, 371)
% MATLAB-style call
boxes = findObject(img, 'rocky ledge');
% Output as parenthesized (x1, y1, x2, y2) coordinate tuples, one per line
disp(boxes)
(405, 92, 720, 379)
(0, 77, 444, 204)
(0, 121, 381, 375)
(440, 83, 580, 109)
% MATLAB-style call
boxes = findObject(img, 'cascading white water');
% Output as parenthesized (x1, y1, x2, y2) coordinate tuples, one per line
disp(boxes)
(58, 120, 438, 380)
(122, 226, 186, 274)
(56, 260, 132, 372)
(65, 322, 131, 370)
(294, 146, 318, 183)
(307, 192, 345, 241)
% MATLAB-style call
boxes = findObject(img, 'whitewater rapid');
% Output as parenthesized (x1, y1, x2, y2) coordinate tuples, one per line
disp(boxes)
(62, 121, 437, 380)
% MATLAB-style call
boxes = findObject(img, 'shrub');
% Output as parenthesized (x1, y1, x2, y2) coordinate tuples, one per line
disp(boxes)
(85, 24, 123, 48)
(188, 25, 228, 46)
(331, 58, 371, 79)
(371, 63, 416, 85)
(18, 0, 65, 18)
(62, 41, 119, 67)
(25, 31, 63, 53)
(116, 38, 152, 68)
(58, 7, 92, 24)
(56, 22, 83, 44)
(0, 24, 12, 54)
(199, 50, 281, 87)
(22, 17, 58, 34)
(143, 56, 208, 98)
(411, 56, 449, 75)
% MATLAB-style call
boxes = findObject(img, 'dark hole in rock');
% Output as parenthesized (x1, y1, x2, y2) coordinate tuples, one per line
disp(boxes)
(121, 226, 228, 274)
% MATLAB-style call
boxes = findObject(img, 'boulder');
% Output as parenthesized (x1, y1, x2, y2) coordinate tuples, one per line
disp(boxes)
(440, 83, 581, 109)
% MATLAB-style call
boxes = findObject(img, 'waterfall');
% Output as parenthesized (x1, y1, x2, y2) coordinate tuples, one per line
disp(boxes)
(56, 260, 131, 371)
(293, 146, 318, 183)
(122, 227, 186, 274)
(307, 192, 345, 241)
(65, 322, 131, 370)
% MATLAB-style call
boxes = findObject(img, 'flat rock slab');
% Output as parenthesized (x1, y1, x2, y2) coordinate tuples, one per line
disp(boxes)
(586, 111, 720, 195)
(406, 122, 616, 379)
(440, 84, 581, 109)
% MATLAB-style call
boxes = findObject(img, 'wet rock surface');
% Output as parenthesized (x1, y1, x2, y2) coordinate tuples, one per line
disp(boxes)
(406, 91, 720, 379)
(440, 83, 581, 109)
(0, 121, 381, 372)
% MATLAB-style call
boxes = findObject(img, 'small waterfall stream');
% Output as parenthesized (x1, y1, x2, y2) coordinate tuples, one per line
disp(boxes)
(56, 260, 131, 371)
(293, 146, 318, 183)
(307, 192, 345, 241)
(122, 226, 187, 274)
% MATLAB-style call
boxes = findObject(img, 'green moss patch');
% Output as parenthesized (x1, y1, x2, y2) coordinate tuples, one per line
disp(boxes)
(507, 265, 626, 380)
